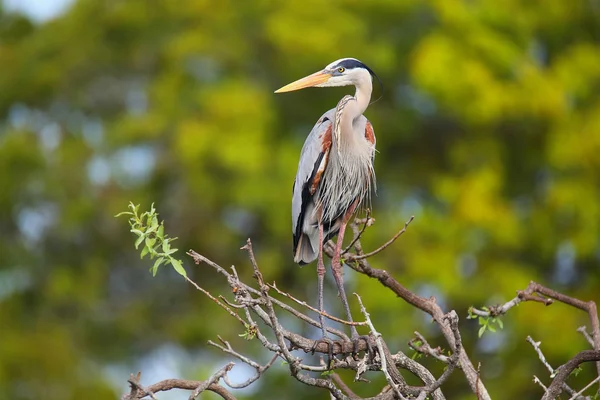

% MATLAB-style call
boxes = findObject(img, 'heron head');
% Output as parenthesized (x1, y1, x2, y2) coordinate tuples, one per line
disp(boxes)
(275, 58, 374, 93)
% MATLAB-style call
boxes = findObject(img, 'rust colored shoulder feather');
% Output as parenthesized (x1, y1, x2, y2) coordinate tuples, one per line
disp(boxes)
(365, 121, 375, 145)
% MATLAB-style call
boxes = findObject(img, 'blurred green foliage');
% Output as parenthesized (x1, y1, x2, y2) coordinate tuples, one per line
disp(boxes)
(0, 0, 599, 399)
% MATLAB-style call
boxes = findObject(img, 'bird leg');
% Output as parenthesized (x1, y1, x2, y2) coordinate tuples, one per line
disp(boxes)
(331, 201, 359, 338)
(311, 209, 338, 365)
(331, 202, 374, 357)
(316, 218, 327, 338)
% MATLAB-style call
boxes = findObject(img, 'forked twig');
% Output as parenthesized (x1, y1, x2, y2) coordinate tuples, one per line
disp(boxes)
(354, 293, 406, 399)
(350, 216, 414, 260)
(342, 210, 373, 255)
(268, 282, 367, 327)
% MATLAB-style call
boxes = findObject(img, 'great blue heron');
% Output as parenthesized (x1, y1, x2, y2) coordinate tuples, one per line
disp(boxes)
(275, 58, 378, 342)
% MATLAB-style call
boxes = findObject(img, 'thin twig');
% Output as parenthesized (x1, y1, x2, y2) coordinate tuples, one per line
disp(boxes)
(126, 373, 157, 400)
(578, 326, 596, 348)
(189, 362, 234, 400)
(350, 216, 414, 260)
(354, 293, 406, 400)
(526, 336, 579, 397)
(469, 292, 552, 318)
(526, 336, 556, 376)
(331, 372, 361, 399)
(268, 282, 367, 327)
(209, 337, 262, 369)
(422, 312, 462, 395)
(184, 275, 247, 327)
(533, 375, 548, 392)
(188, 249, 349, 340)
(222, 354, 279, 389)
(409, 332, 450, 364)
(342, 210, 373, 255)
(568, 375, 600, 400)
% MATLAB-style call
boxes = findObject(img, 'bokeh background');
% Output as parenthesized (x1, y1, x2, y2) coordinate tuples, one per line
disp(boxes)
(1, 0, 599, 399)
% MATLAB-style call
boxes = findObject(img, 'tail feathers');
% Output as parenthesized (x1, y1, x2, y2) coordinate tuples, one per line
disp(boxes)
(293, 218, 343, 265)
(293, 232, 319, 265)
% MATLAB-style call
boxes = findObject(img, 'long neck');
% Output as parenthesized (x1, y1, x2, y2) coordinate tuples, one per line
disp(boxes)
(334, 74, 372, 153)
(353, 73, 373, 117)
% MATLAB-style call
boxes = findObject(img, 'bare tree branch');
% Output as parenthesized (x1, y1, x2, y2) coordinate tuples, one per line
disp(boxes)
(355, 293, 406, 399)
(526, 336, 579, 397)
(189, 363, 235, 400)
(121, 214, 598, 400)
(122, 368, 237, 400)
(474, 281, 600, 387)
(326, 217, 491, 400)
(542, 350, 600, 400)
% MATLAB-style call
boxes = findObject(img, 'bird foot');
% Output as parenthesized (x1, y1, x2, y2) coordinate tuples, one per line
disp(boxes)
(311, 337, 342, 367)
(351, 334, 376, 361)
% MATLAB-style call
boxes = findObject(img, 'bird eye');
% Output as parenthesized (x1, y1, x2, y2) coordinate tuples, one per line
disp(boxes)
(337, 67, 345, 73)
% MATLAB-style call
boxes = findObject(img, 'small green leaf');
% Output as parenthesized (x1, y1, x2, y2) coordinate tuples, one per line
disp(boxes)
(131, 229, 144, 236)
(157, 224, 164, 239)
(162, 237, 169, 253)
(145, 237, 156, 249)
(170, 259, 186, 277)
(140, 246, 149, 259)
(488, 325, 496, 333)
(478, 317, 485, 325)
(152, 257, 165, 276)
(115, 211, 133, 217)
(497, 319, 504, 329)
(135, 234, 145, 249)
(320, 370, 334, 376)
(167, 248, 178, 255)
(478, 325, 486, 338)
(148, 245, 158, 257)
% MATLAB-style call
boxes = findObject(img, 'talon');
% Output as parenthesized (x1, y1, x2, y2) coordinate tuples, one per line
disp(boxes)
(311, 337, 333, 364)
(352, 334, 375, 360)
(311, 337, 342, 367)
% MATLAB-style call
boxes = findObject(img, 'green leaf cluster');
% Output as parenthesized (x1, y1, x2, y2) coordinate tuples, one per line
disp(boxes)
(238, 323, 258, 341)
(467, 307, 505, 338)
(116, 202, 185, 277)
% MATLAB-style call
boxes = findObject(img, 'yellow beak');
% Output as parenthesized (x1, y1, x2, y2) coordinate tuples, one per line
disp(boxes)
(274, 70, 332, 93)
